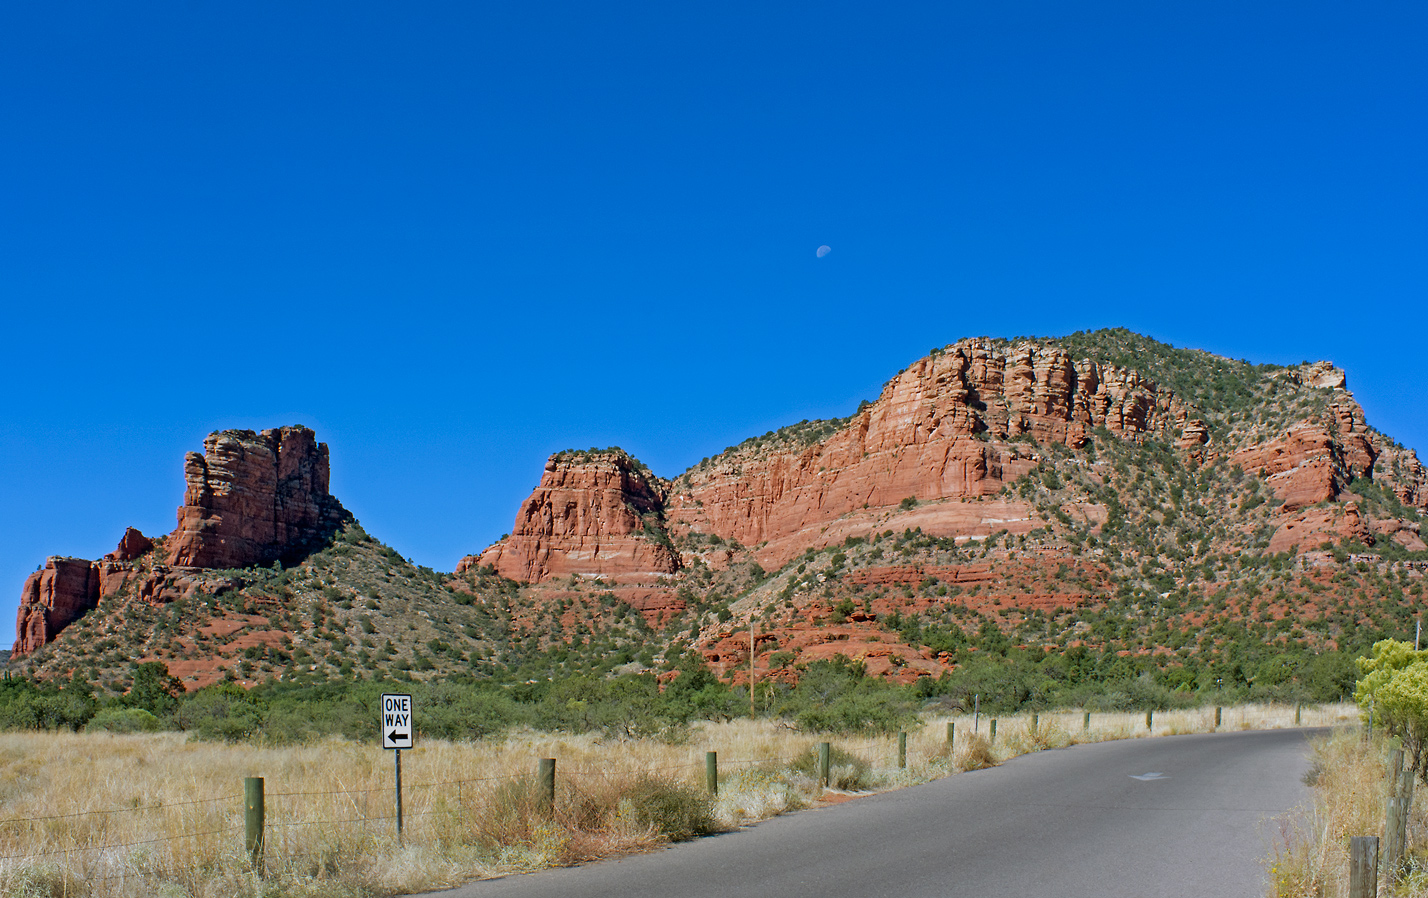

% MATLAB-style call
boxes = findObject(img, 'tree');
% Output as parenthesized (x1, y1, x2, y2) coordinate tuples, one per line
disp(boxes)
(124, 661, 183, 719)
(1356, 639, 1428, 781)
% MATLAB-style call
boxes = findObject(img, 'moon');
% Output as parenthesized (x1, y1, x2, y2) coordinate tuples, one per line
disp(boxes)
(816, 245, 831, 258)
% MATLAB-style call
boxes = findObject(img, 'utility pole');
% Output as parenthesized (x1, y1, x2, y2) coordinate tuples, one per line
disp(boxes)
(749, 619, 756, 717)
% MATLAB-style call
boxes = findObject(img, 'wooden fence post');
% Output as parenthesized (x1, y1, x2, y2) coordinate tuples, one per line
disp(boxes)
(818, 742, 830, 788)
(538, 758, 556, 815)
(1083, 711, 1090, 731)
(1214, 706, 1222, 728)
(989, 719, 997, 744)
(1030, 712, 1039, 734)
(1295, 703, 1302, 726)
(244, 777, 264, 872)
(1385, 792, 1403, 880)
(1349, 836, 1378, 898)
(897, 732, 907, 769)
(706, 751, 718, 795)
(1146, 710, 1153, 731)
(1399, 767, 1416, 881)
(946, 721, 955, 749)
(1385, 751, 1412, 884)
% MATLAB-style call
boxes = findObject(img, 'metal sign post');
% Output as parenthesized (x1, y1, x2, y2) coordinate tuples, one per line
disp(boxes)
(382, 694, 414, 843)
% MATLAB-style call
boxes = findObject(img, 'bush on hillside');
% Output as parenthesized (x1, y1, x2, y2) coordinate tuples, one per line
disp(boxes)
(86, 708, 164, 734)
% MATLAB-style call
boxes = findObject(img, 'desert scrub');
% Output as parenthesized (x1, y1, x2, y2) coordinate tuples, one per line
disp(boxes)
(0, 706, 1353, 897)
(713, 766, 805, 825)
(791, 743, 877, 790)
(1002, 719, 1072, 755)
(1265, 729, 1420, 898)
(616, 776, 716, 841)
(957, 733, 998, 771)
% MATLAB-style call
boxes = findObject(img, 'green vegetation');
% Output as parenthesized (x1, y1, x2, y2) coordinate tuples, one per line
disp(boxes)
(1356, 639, 1428, 780)
(3, 328, 1425, 750)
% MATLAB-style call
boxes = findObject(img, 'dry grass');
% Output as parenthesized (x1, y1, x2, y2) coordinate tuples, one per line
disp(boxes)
(0, 703, 1353, 897)
(1266, 727, 1428, 898)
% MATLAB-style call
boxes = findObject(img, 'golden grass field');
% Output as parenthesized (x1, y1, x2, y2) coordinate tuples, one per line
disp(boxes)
(0, 702, 1358, 898)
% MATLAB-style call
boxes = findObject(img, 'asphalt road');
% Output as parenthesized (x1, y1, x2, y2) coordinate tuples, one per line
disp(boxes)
(412, 728, 1321, 898)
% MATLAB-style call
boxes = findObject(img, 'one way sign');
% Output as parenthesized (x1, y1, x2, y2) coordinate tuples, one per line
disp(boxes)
(381, 693, 414, 750)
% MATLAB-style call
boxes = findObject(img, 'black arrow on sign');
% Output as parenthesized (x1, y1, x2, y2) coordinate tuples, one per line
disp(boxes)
(388, 730, 410, 743)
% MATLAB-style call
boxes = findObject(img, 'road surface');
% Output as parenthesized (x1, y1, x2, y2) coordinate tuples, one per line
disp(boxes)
(411, 728, 1320, 898)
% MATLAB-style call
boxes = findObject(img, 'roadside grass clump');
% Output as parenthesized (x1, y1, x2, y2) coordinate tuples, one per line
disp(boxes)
(617, 775, 716, 841)
(791, 743, 875, 790)
(714, 766, 804, 825)
(1004, 719, 1070, 754)
(957, 733, 997, 771)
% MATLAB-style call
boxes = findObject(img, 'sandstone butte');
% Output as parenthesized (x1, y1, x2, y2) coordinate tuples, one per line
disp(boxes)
(11, 426, 348, 657)
(466, 339, 1427, 585)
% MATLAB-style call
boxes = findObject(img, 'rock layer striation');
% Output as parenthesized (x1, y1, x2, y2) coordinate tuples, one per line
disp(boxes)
(12, 426, 346, 657)
(469, 451, 679, 582)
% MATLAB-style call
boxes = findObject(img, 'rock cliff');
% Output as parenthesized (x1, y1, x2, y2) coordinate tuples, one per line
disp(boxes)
(476, 338, 1427, 585)
(12, 558, 100, 657)
(666, 340, 1182, 569)
(12, 426, 346, 657)
(467, 450, 680, 583)
(169, 427, 348, 569)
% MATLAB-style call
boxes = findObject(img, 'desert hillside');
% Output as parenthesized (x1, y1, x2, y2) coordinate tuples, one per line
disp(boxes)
(8, 330, 1425, 704)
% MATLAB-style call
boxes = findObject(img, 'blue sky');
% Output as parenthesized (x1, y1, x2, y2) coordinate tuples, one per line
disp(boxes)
(3, 1, 1424, 646)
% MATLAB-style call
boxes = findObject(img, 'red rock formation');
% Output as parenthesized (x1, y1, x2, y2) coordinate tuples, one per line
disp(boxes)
(13, 425, 346, 657)
(13, 558, 100, 656)
(1231, 423, 1340, 511)
(470, 451, 680, 583)
(1371, 518, 1428, 552)
(473, 340, 1190, 582)
(1268, 503, 1374, 554)
(666, 340, 1175, 569)
(1375, 445, 1428, 510)
(104, 527, 153, 562)
(168, 426, 348, 569)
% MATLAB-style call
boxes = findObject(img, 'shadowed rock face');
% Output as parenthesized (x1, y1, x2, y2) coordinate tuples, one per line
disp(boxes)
(168, 426, 348, 569)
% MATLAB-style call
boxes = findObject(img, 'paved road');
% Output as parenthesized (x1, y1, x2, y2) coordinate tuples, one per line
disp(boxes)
(412, 728, 1320, 898)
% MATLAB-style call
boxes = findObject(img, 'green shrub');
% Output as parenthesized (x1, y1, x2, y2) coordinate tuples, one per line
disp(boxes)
(174, 684, 264, 742)
(85, 708, 163, 734)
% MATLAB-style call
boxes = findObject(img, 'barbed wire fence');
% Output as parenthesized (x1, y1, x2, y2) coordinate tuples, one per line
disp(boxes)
(0, 702, 1357, 896)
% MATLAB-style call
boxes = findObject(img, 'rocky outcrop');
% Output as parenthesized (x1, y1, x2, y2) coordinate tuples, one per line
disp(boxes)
(168, 426, 348, 569)
(13, 558, 100, 656)
(13, 425, 346, 657)
(467, 451, 680, 583)
(473, 341, 1172, 581)
(1269, 503, 1374, 554)
(665, 340, 1176, 568)
(104, 527, 153, 562)
(1231, 423, 1340, 511)
(1371, 518, 1428, 552)
(1374, 445, 1428, 510)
